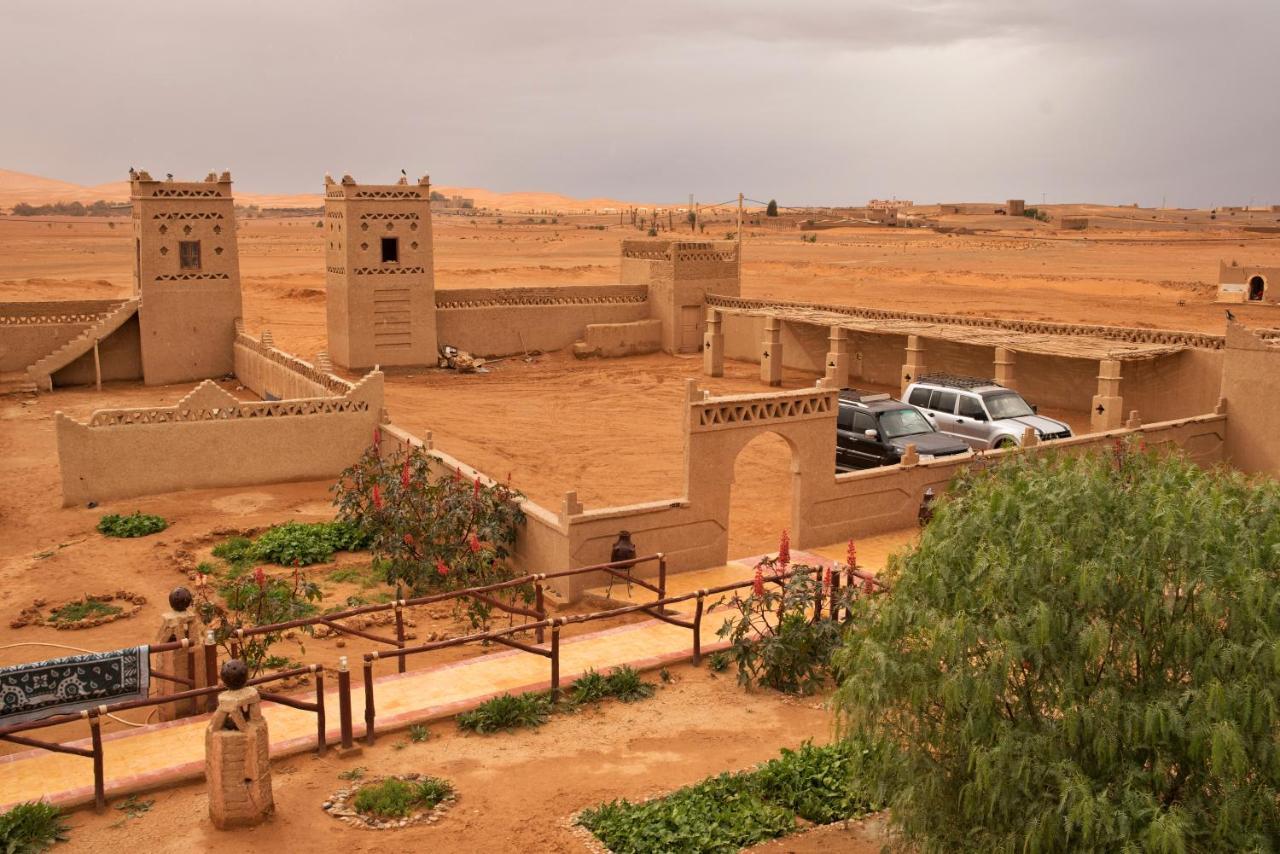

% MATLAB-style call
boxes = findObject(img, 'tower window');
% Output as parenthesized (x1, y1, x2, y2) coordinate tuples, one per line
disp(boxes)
(179, 240, 201, 270)
(380, 237, 399, 263)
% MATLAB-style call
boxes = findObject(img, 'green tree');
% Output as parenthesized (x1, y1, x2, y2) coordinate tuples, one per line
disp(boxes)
(835, 441, 1280, 852)
(766, 199, 778, 217)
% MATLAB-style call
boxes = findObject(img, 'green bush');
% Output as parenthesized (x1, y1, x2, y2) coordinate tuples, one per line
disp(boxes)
(579, 741, 879, 854)
(456, 692, 550, 734)
(352, 776, 453, 818)
(249, 521, 369, 566)
(211, 536, 254, 566)
(569, 670, 610, 706)
(96, 512, 167, 538)
(0, 801, 69, 853)
(48, 599, 122, 624)
(604, 666, 655, 703)
(835, 441, 1280, 852)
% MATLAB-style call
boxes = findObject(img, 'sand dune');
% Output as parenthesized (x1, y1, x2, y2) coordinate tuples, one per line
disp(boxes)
(0, 168, 643, 213)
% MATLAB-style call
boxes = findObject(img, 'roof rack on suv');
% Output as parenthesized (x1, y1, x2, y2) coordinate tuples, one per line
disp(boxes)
(838, 388, 891, 403)
(915, 373, 1001, 390)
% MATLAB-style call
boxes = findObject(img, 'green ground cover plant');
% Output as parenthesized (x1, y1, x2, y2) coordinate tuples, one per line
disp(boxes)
(213, 522, 369, 569)
(352, 776, 453, 818)
(456, 692, 551, 733)
(0, 801, 69, 853)
(836, 440, 1280, 852)
(48, 599, 122, 624)
(578, 740, 881, 854)
(96, 512, 167, 538)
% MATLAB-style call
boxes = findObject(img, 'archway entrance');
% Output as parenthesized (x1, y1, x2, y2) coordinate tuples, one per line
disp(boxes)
(727, 431, 796, 560)
(1249, 276, 1265, 301)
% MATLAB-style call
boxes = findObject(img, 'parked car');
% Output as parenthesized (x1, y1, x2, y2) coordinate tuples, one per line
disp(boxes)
(903, 374, 1072, 449)
(836, 389, 970, 471)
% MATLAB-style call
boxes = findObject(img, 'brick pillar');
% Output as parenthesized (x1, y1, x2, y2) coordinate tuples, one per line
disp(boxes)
(703, 309, 724, 377)
(901, 335, 926, 397)
(761, 316, 783, 387)
(153, 587, 206, 721)
(994, 346, 1016, 390)
(824, 326, 849, 388)
(206, 662, 273, 829)
(1090, 359, 1124, 432)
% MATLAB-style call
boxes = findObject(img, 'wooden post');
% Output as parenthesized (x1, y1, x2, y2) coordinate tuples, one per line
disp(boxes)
(92, 339, 102, 392)
(692, 593, 705, 665)
(314, 668, 327, 756)
(830, 574, 841, 621)
(88, 709, 105, 812)
(203, 631, 219, 713)
(362, 658, 376, 745)
(337, 657, 354, 750)
(550, 623, 561, 702)
(657, 553, 668, 600)
(534, 584, 546, 645)
(394, 600, 406, 675)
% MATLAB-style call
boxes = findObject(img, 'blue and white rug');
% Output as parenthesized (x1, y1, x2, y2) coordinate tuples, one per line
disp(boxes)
(0, 646, 150, 725)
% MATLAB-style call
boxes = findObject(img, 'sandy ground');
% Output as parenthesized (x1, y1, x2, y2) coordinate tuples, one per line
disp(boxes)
(3, 207, 1277, 850)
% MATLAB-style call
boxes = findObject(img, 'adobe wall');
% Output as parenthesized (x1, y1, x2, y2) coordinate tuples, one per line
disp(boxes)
(576, 319, 663, 358)
(55, 373, 383, 506)
(233, 329, 352, 400)
(1222, 323, 1280, 474)
(621, 240, 739, 354)
(1014, 352, 1097, 410)
(52, 315, 143, 386)
(0, 301, 124, 372)
(434, 285, 650, 357)
(1119, 349, 1224, 424)
(719, 313, 904, 385)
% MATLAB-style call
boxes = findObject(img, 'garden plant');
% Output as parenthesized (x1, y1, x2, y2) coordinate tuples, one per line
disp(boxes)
(96, 512, 167, 538)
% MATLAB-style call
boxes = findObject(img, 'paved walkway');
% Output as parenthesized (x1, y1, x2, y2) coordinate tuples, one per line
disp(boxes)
(0, 538, 910, 811)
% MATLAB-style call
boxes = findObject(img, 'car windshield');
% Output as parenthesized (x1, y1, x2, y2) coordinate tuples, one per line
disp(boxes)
(983, 391, 1034, 419)
(879, 408, 933, 439)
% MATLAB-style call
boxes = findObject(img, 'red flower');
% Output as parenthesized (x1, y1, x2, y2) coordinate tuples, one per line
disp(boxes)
(468, 532, 482, 553)
(372, 427, 382, 450)
(846, 539, 857, 570)
(778, 529, 790, 568)
(753, 564, 765, 597)
(401, 460, 411, 489)
(473, 477, 481, 498)
(435, 558, 450, 577)
(372, 484, 383, 510)
(253, 567, 266, 589)
(453, 467, 462, 482)
(403, 533, 415, 545)
(823, 565, 832, 596)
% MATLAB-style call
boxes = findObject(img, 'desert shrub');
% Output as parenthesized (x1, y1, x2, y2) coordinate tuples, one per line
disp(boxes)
(333, 440, 526, 628)
(835, 440, 1280, 853)
(211, 536, 254, 566)
(194, 566, 322, 675)
(248, 521, 368, 566)
(604, 666, 654, 702)
(706, 650, 730, 673)
(48, 599, 122, 624)
(766, 199, 778, 216)
(0, 801, 69, 853)
(352, 776, 453, 818)
(1022, 206, 1050, 222)
(717, 542, 854, 695)
(96, 512, 167, 538)
(578, 741, 879, 854)
(569, 669, 610, 706)
(456, 692, 550, 734)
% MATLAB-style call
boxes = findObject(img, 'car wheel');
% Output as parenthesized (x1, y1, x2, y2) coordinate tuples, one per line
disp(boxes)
(994, 436, 1018, 449)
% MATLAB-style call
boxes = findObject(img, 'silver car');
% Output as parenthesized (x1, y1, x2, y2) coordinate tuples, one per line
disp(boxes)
(904, 375, 1072, 449)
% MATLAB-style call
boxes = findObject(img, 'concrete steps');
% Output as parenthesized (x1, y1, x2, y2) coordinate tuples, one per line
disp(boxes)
(25, 298, 140, 390)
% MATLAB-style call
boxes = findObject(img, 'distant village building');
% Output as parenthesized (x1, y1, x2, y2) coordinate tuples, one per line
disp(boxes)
(1060, 216, 1090, 231)
(867, 199, 913, 210)
(1006, 199, 1026, 217)
(1218, 260, 1279, 303)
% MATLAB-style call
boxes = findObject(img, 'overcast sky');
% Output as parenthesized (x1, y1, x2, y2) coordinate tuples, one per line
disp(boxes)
(2, 0, 1277, 207)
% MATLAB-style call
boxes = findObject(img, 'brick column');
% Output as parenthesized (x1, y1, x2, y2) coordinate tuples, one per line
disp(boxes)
(1090, 359, 1124, 432)
(703, 309, 724, 377)
(761, 317, 783, 387)
(206, 662, 273, 829)
(994, 346, 1016, 390)
(153, 587, 206, 721)
(824, 326, 849, 388)
(901, 335, 926, 397)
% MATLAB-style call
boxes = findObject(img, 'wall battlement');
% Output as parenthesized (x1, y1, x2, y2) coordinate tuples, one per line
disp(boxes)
(436, 284, 649, 310)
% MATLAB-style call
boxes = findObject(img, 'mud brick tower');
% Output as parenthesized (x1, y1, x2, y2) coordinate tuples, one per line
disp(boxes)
(131, 171, 243, 385)
(324, 174, 438, 369)
(620, 240, 740, 354)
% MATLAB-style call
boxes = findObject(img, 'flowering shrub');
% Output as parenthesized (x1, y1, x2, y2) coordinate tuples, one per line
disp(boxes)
(331, 438, 527, 628)
(716, 533, 857, 695)
(194, 565, 322, 675)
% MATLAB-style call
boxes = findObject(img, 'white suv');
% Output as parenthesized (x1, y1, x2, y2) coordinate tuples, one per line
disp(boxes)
(904, 374, 1072, 449)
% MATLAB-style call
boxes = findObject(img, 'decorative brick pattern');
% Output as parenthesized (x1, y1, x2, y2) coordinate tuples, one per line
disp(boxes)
(691, 389, 834, 432)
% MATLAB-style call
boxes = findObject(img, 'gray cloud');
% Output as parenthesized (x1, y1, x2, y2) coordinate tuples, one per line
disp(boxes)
(0, 0, 1276, 207)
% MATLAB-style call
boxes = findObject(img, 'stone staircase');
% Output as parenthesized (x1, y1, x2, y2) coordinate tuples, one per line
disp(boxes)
(25, 298, 140, 390)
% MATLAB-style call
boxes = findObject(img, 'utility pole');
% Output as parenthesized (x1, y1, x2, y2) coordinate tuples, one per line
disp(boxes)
(694, 201, 700, 234)
(736, 192, 744, 280)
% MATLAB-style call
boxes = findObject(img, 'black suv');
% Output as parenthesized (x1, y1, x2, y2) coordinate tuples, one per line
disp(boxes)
(837, 390, 970, 471)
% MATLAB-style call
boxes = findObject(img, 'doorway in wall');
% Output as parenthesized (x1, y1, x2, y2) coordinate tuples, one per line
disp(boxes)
(726, 431, 796, 560)
(1249, 276, 1265, 301)
(679, 305, 701, 353)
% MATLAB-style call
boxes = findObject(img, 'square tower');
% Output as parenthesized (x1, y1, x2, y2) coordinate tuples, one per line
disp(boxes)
(324, 174, 437, 369)
(620, 239, 740, 354)
(131, 170, 243, 385)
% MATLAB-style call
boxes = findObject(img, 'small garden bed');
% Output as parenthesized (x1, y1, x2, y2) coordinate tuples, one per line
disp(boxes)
(575, 740, 883, 854)
(10, 591, 146, 630)
(97, 512, 167, 538)
(323, 773, 455, 830)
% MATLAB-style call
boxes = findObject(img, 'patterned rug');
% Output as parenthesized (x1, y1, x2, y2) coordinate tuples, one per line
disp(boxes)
(0, 646, 150, 725)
